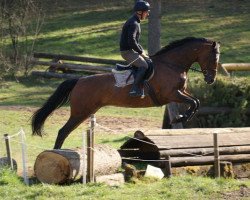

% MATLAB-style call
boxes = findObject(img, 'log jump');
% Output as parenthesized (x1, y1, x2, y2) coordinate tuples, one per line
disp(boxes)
(119, 127, 250, 177)
(222, 63, 250, 72)
(34, 145, 122, 184)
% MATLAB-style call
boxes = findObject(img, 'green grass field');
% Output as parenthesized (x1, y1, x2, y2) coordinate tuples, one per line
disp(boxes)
(0, 1, 250, 199)
(30, 0, 249, 62)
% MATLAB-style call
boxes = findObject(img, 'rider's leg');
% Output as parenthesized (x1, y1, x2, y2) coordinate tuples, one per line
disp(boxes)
(121, 50, 148, 97)
(129, 67, 147, 96)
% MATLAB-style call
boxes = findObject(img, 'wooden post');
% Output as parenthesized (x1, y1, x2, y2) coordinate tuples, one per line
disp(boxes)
(87, 129, 94, 183)
(82, 130, 86, 184)
(164, 155, 172, 178)
(20, 129, 29, 185)
(213, 132, 220, 178)
(4, 134, 14, 170)
(162, 106, 171, 129)
(90, 114, 96, 132)
(167, 103, 183, 129)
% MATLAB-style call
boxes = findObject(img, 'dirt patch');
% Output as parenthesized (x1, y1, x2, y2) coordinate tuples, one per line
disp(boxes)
(221, 186, 250, 200)
(0, 105, 162, 133)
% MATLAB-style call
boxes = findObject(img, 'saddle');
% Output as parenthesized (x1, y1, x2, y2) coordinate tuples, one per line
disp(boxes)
(112, 59, 161, 106)
(112, 58, 154, 87)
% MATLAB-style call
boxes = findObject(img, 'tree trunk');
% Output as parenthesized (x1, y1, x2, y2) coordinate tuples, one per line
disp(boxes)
(148, 0, 161, 55)
(34, 145, 121, 184)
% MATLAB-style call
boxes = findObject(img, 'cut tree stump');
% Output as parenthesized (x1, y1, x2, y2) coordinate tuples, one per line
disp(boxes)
(34, 144, 121, 184)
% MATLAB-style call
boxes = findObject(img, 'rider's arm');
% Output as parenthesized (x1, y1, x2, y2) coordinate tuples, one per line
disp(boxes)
(127, 24, 143, 54)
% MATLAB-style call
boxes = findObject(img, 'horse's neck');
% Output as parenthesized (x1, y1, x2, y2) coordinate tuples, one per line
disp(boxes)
(156, 45, 198, 72)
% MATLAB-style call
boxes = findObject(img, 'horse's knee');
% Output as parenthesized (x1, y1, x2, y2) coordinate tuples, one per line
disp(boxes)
(195, 98, 200, 108)
(189, 99, 197, 110)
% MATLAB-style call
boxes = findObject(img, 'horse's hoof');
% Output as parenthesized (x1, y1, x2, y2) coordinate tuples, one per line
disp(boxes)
(171, 115, 187, 124)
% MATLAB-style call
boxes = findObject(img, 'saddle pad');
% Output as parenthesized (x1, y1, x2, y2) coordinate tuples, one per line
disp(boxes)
(112, 69, 134, 87)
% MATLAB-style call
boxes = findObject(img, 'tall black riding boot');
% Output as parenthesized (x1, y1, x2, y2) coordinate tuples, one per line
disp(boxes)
(129, 67, 147, 97)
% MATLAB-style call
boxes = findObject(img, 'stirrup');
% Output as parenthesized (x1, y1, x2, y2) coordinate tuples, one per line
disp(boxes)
(129, 88, 142, 97)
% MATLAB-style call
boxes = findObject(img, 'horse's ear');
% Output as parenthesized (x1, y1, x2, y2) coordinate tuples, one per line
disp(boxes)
(212, 41, 216, 47)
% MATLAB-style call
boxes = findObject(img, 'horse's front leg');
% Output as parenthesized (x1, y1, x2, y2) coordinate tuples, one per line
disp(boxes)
(170, 90, 199, 124)
(182, 90, 200, 121)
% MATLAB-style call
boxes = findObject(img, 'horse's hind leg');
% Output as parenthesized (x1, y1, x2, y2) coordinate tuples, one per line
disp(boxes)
(54, 115, 87, 149)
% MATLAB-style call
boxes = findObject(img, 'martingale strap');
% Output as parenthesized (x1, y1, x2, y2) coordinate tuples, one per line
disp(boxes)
(144, 81, 161, 107)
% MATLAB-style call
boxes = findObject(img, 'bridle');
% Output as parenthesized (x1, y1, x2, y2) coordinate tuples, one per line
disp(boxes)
(190, 42, 220, 75)
(200, 43, 220, 76)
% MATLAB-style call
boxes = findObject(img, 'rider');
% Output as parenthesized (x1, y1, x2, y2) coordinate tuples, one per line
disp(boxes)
(120, 0, 150, 97)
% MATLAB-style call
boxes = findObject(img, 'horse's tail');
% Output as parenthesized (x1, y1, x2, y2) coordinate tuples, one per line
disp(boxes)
(32, 78, 79, 137)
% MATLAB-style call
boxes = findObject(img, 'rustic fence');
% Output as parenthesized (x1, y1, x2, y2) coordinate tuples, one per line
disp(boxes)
(31, 52, 250, 77)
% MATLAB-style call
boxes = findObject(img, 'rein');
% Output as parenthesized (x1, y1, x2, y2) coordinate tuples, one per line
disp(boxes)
(190, 67, 203, 73)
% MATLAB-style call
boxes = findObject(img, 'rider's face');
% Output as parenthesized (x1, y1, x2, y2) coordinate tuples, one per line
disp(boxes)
(137, 11, 149, 20)
(141, 11, 149, 20)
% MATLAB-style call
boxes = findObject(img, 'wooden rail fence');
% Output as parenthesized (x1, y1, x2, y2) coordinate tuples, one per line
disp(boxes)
(31, 52, 126, 78)
(31, 52, 250, 79)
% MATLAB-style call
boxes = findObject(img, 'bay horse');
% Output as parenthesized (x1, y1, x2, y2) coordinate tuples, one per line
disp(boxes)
(32, 37, 220, 149)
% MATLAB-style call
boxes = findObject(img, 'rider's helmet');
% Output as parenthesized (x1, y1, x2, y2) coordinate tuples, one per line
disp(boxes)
(134, 1, 150, 12)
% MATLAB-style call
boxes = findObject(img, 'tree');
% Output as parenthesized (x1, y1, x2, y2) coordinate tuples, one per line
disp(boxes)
(147, 0, 161, 56)
(0, 0, 44, 78)
(147, 0, 183, 129)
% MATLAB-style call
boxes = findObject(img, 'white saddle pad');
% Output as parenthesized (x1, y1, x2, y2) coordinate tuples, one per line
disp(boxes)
(112, 69, 134, 87)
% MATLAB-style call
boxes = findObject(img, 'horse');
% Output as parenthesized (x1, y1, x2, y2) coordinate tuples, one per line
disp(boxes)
(32, 37, 220, 149)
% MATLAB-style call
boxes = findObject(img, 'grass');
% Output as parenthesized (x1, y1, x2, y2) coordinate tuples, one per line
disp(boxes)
(31, 0, 249, 62)
(2, 0, 248, 63)
(0, 168, 249, 200)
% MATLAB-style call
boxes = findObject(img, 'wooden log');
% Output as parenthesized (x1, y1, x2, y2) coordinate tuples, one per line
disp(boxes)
(34, 145, 121, 184)
(197, 107, 250, 116)
(119, 146, 250, 160)
(33, 52, 126, 65)
(136, 132, 250, 149)
(171, 164, 235, 178)
(159, 146, 250, 157)
(169, 154, 250, 167)
(222, 63, 250, 72)
(198, 107, 232, 115)
(31, 71, 82, 79)
(32, 60, 113, 72)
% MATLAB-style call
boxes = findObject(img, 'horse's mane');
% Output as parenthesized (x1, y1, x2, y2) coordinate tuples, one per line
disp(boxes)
(153, 37, 212, 56)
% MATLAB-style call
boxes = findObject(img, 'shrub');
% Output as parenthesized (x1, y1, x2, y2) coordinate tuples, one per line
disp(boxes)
(187, 75, 250, 127)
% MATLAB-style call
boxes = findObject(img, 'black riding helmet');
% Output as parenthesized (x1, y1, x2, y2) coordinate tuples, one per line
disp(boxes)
(134, 0, 150, 12)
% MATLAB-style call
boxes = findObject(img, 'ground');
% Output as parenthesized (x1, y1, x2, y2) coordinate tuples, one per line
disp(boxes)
(1, 105, 249, 199)
(222, 186, 250, 200)
(0, 105, 162, 132)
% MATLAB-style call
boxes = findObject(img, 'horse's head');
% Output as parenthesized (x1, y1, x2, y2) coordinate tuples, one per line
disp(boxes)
(197, 41, 220, 84)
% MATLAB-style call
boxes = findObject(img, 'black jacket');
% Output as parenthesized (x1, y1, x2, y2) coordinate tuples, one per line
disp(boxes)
(120, 14, 143, 54)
